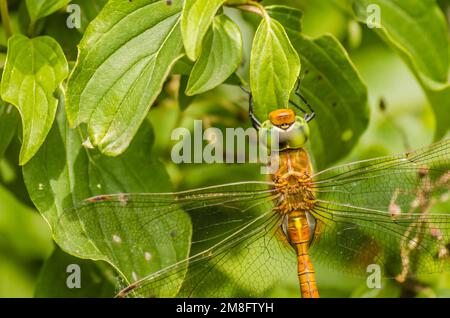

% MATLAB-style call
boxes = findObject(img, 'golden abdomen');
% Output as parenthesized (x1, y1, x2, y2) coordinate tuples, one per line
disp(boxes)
(271, 148, 320, 298)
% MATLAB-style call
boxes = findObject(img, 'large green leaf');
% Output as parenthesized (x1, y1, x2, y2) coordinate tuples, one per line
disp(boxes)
(180, 0, 225, 60)
(250, 16, 300, 118)
(353, 0, 448, 85)
(1, 35, 68, 165)
(44, 13, 82, 61)
(352, 0, 450, 139)
(35, 247, 116, 298)
(66, 0, 184, 156)
(426, 86, 450, 137)
(72, 0, 108, 33)
(266, 5, 303, 36)
(23, 105, 191, 291)
(26, 0, 71, 23)
(0, 102, 19, 158)
(44, 0, 108, 61)
(186, 14, 242, 95)
(294, 35, 369, 169)
(267, 6, 369, 169)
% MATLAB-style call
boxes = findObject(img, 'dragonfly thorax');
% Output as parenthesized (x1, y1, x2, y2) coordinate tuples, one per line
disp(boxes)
(274, 171, 315, 213)
(271, 148, 316, 214)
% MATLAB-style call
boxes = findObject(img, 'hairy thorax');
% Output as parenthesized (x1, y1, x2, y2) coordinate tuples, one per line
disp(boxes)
(271, 148, 316, 213)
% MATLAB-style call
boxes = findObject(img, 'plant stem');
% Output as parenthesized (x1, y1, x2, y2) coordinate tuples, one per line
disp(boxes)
(0, 0, 12, 40)
(28, 21, 35, 37)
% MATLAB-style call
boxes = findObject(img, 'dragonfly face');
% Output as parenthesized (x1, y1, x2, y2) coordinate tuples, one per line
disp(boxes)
(260, 108, 310, 151)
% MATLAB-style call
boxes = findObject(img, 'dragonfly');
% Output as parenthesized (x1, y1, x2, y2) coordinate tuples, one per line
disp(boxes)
(57, 94, 450, 298)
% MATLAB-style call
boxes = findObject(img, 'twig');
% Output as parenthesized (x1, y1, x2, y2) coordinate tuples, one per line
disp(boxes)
(0, 0, 12, 39)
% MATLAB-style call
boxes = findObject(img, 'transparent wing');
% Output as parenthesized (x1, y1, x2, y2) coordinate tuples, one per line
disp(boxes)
(56, 181, 296, 297)
(123, 210, 297, 298)
(310, 139, 450, 279)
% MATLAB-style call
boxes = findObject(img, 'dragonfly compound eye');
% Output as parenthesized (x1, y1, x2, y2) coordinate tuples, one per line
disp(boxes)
(260, 110, 310, 151)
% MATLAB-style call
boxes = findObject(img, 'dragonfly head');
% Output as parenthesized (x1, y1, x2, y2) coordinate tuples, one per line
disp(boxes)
(260, 109, 310, 151)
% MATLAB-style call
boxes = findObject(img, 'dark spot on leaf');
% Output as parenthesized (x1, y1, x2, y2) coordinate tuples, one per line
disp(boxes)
(379, 97, 387, 112)
(170, 230, 177, 237)
(332, 102, 337, 107)
(166, 0, 172, 4)
(317, 74, 323, 80)
(304, 69, 310, 75)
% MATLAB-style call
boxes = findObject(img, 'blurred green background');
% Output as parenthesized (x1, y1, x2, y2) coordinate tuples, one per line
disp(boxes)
(0, 0, 449, 297)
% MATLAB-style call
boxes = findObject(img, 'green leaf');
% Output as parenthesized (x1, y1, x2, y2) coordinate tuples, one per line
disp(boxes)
(26, 0, 71, 23)
(178, 76, 195, 110)
(44, 13, 82, 61)
(172, 56, 194, 75)
(353, 0, 448, 85)
(291, 35, 369, 169)
(66, 0, 184, 156)
(181, 0, 225, 60)
(0, 12, 24, 47)
(264, 5, 369, 168)
(266, 5, 303, 36)
(44, 0, 107, 61)
(186, 14, 242, 95)
(72, 0, 108, 33)
(23, 105, 191, 293)
(223, 72, 245, 86)
(352, 0, 450, 138)
(250, 16, 300, 118)
(0, 103, 20, 158)
(425, 86, 450, 139)
(35, 247, 116, 298)
(1, 35, 68, 165)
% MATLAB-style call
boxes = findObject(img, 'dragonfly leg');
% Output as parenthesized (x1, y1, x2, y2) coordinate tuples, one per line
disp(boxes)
(293, 78, 315, 122)
(289, 99, 308, 117)
(240, 84, 261, 129)
(295, 92, 315, 122)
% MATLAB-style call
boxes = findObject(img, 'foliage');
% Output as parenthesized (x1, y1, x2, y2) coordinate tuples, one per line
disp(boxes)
(0, 0, 448, 298)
